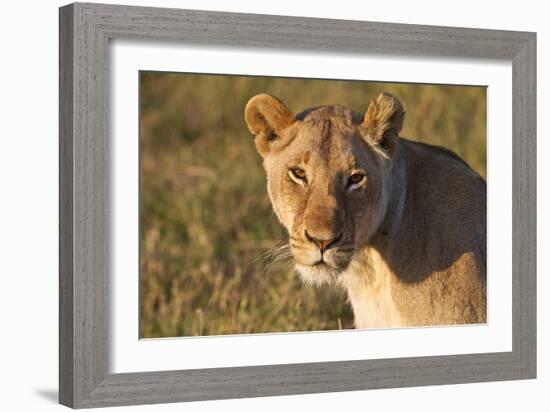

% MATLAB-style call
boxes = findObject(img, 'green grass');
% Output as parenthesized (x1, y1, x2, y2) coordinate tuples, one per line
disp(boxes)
(139, 72, 486, 338)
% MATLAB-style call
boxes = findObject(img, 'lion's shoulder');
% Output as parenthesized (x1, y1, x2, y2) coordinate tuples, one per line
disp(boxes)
(399, 138, 485, 190)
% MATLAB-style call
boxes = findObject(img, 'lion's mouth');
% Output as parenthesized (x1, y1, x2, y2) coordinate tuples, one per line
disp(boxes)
(290, 245, 353, 271)
(304, 258, 344, 276)
(311, 259, 340, 271)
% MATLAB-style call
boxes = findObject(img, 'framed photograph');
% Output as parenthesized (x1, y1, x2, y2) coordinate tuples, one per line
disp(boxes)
(59, 2, 536, 408)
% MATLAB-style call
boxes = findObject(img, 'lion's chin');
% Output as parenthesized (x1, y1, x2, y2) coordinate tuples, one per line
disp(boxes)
(294, 262, 342, 287)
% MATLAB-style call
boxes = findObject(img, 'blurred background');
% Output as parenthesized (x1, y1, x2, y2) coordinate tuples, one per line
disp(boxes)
(139, 72, 486, 338)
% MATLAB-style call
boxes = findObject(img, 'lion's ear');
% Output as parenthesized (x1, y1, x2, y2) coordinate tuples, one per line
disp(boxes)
(362, 93, 405, 157)
(244, 93, 294, 157)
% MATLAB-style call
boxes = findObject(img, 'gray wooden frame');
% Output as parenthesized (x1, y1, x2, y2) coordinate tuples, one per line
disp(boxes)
(59, 2, 536, 408)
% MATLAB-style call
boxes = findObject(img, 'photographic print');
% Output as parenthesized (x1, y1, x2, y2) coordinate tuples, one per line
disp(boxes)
(139, 72, 487, 338)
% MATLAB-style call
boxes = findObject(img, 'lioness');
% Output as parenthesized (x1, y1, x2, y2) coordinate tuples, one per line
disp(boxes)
(245, 92, 486, 328)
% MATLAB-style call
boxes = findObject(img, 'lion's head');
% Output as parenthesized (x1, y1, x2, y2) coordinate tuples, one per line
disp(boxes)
(245, 93, 405, 285)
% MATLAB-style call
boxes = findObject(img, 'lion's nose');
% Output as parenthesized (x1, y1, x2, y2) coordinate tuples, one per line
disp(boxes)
(305, 230, 343, 253)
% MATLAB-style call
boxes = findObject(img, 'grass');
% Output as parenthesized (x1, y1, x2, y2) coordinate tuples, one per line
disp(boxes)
(139, 72, 486, 338)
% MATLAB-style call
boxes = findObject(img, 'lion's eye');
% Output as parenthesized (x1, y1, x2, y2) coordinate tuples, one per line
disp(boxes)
(348, 173, 366, 188)
(288, 168, 307, 185)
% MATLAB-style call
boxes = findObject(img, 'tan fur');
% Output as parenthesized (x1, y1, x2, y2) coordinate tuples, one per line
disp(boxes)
(244, 93, 487, 328)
